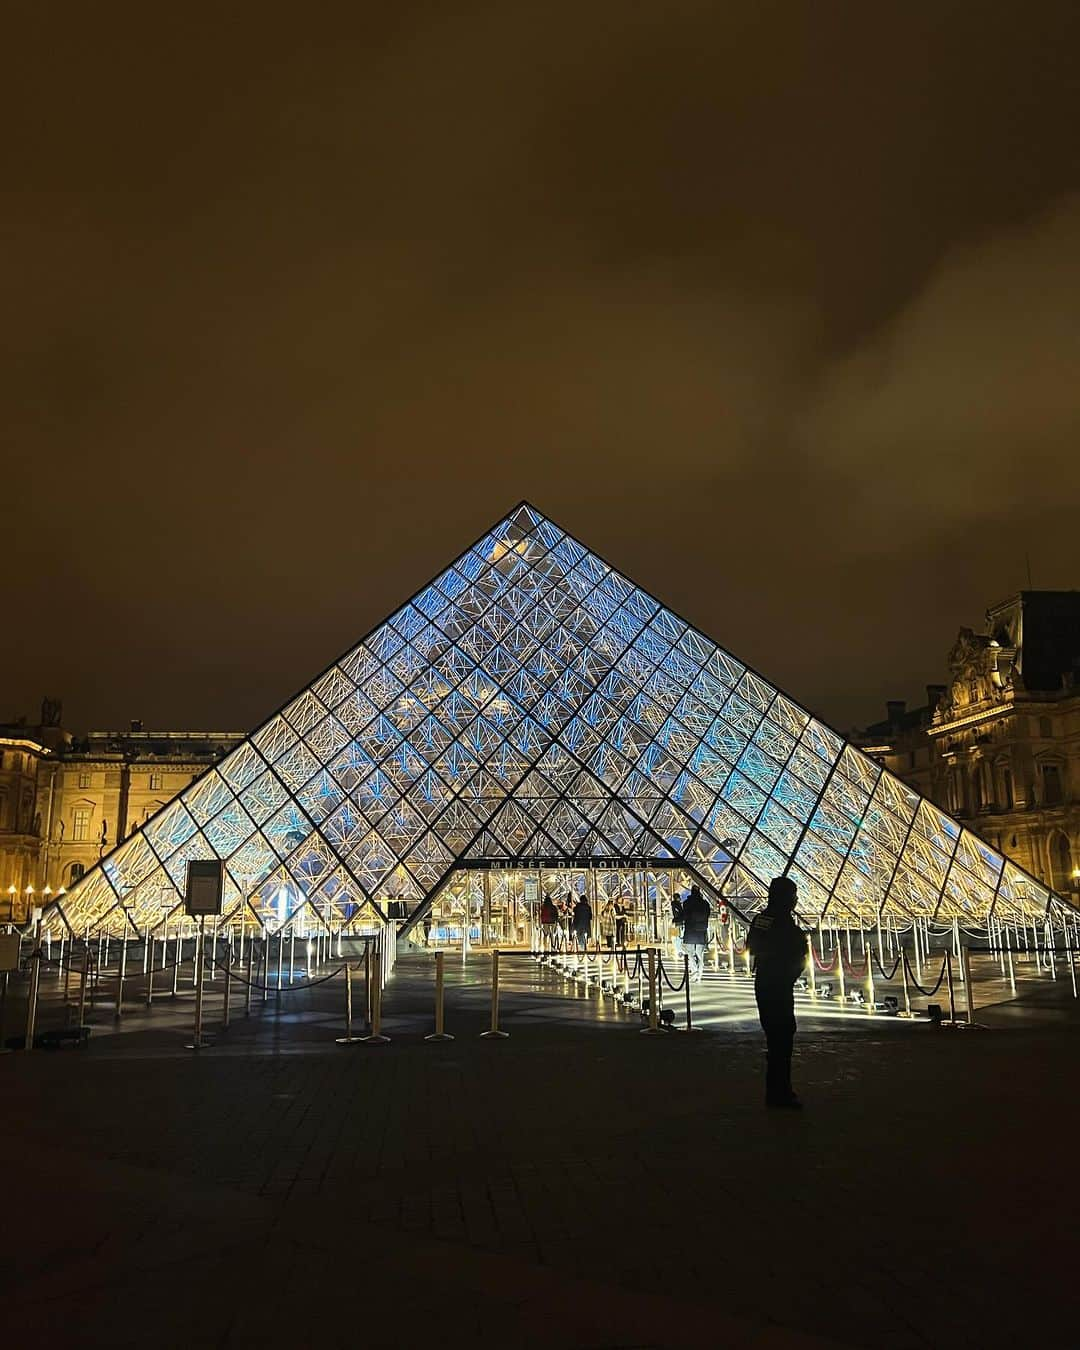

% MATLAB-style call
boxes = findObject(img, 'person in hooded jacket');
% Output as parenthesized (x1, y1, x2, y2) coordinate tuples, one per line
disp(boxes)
(539, 893, 560, 951)
(747, 875, 808, 1109)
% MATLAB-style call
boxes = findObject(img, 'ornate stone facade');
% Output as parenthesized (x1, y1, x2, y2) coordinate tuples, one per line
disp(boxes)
(855, 592, 1080, 902)
(0, 704, 242, 923)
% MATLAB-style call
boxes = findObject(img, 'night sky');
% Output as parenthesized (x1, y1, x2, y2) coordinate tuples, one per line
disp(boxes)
(5, 2, 1079, 736)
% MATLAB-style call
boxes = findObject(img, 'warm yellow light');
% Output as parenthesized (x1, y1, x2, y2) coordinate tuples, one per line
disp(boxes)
(43, 885, 52, 896)
(7, 884, 15, 895)
(25, 884, 34, 895)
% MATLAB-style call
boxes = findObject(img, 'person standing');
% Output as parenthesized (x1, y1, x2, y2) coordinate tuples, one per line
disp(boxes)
(539, 893, 559, 952)
(747, 876, 807, 1110)
(670, 890, 685, 959)
(572, 893, 592, 950)
(680, 884, 710, 981)
(613, 895, 630, 949)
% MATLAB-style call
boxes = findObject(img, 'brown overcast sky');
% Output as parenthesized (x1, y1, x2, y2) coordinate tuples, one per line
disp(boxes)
(3, 1, 1079, 735)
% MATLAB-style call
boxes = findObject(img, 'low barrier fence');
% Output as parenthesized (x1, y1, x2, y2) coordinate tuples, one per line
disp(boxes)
(2, 912, 1077, 1053)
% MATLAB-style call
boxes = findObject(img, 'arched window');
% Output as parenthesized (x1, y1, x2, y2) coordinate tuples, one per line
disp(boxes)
(998, 764, 1013, 810)
(67, 861, 85, 885)
(1049, 833, 1073, 894)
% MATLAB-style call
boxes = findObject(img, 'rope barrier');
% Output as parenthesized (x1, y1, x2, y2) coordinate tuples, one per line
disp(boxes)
(873, 950, 902, 982)
(657, 954, 687, 993)
(902, 952, 948, 998)
(812, 948, 837, 973)
(205, 951, 347, 993)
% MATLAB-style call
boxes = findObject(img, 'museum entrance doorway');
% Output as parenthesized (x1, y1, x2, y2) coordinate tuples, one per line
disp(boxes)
(418, 862, 702, 949)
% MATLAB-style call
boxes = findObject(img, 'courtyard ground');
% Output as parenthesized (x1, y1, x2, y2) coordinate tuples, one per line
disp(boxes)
(1, 948, 1078, 1349)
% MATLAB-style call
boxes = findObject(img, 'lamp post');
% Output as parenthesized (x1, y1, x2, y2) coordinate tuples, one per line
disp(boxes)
(6, 884, 15, 928)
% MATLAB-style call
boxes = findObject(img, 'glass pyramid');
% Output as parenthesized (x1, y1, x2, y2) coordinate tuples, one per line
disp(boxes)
(44, 502, 1072, 939)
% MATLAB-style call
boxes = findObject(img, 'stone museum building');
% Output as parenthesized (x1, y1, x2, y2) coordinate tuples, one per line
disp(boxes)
(854, 591, 1080, 905)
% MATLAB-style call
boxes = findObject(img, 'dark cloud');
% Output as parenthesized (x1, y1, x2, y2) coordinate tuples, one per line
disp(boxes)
(2, 2, 1079, 734)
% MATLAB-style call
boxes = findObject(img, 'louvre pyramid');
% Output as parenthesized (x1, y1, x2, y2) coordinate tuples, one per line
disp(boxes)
(44, 502, 1071, 939)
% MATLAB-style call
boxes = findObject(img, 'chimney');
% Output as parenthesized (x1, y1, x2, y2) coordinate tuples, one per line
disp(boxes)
(886, 700, 906, 727)
(926, 685, 947, 713)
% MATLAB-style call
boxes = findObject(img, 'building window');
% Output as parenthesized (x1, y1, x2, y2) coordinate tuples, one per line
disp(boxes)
(1039, 716, 1053, 739)
(77, 770, 91, 789)
(999, 766, 1013, 810)
(68, 861, 85, 885)
(148, 771, 163, 791)
(72, 806, 92, 842)
(1042, 764, 1064, 806)
(1049, 833, 1073, 894)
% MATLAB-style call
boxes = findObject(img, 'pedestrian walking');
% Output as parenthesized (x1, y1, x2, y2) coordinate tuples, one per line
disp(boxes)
(681, 884, 710, 981)
(747, 876, 807, 1110)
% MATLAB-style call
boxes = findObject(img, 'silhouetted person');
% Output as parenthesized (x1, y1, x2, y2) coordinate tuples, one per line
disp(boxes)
(613, 896, 630, 948)
(681, 884, 710, 981)
(747, 876, 807, 1109)
(572, 894, 592, 949)
(539, 894, 559, 950)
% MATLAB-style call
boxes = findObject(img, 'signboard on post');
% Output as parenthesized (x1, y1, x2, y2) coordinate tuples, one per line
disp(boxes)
(185, 860, 223, 917)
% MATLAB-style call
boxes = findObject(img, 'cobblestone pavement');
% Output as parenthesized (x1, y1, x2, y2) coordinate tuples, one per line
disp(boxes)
(2, 949, 1078, 1349)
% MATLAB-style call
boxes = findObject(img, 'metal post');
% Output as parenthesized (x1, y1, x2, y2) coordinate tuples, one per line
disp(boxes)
(336, 963, 362, 1044)
(187, 916, 208, 1050)
(222, 945, 232, 1029)
(961, 946, 976, 1024)
(838, 946, 847, 1002)
(1006, 927, 1016, 995)
(63, 936, 71, 999)
(362, 941, 390, 1044)
(683, 954, 701, 1033)
(425, 951, 454, 1042)
(289, 928, 296, 984)
(114, 936, 127, 1020)
(142, 926, 150, 975)
(146, 930, 155, 1007)
(276, 930, 284, 998)
(866, 943, 875, 1012)
(900, 948, 912, 1016)
(78, 949, 90, 1028)
(727, 924, 735, 979)
(913, 921, 923, 983)
(945, 951, 956, 1025)
(1045, 922, 1056, 980)
(641, 948, 661, 1034)
(172, 928, 181, 997)
(1066, 928, 1078, 1000)
(24, 942, 42, 1052)
(807, 933, 816, 996)
(480, 948, 509, 1038)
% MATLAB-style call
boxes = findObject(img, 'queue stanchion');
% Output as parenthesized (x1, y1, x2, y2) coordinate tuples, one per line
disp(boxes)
(245, 936, 255, 1017)
(899, 949, 913, 1017)
(24, 939, 43, 1052)
(186, 916, 211, 1051)
(172, 928, 181, 997)
(837, 948, 847, 1003)
(641, 948, 661, 1034)
(78, 948, 91, 1029)
(961, 947, 978, 1025)
(222, 945, 232, 1030)
(807, 935, 816, 996)
(683, 954, 702, 1033)
(145, 929, 155, 1007)
(361, 941, 390, 1045)
(425, 951, 454, 1042)
(336, 963, 362, 1045)
(866, 943, 875, 1013)
(945, 951, 957, 1025)
(480, 948, 510, 1039)
(114, 935, 128, 1021)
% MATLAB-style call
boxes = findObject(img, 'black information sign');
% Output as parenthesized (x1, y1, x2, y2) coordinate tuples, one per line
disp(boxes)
(185, 860, 224, 917)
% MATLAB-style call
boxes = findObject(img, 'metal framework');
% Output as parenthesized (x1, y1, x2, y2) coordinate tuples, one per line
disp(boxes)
(42, 502, 1075, 939)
